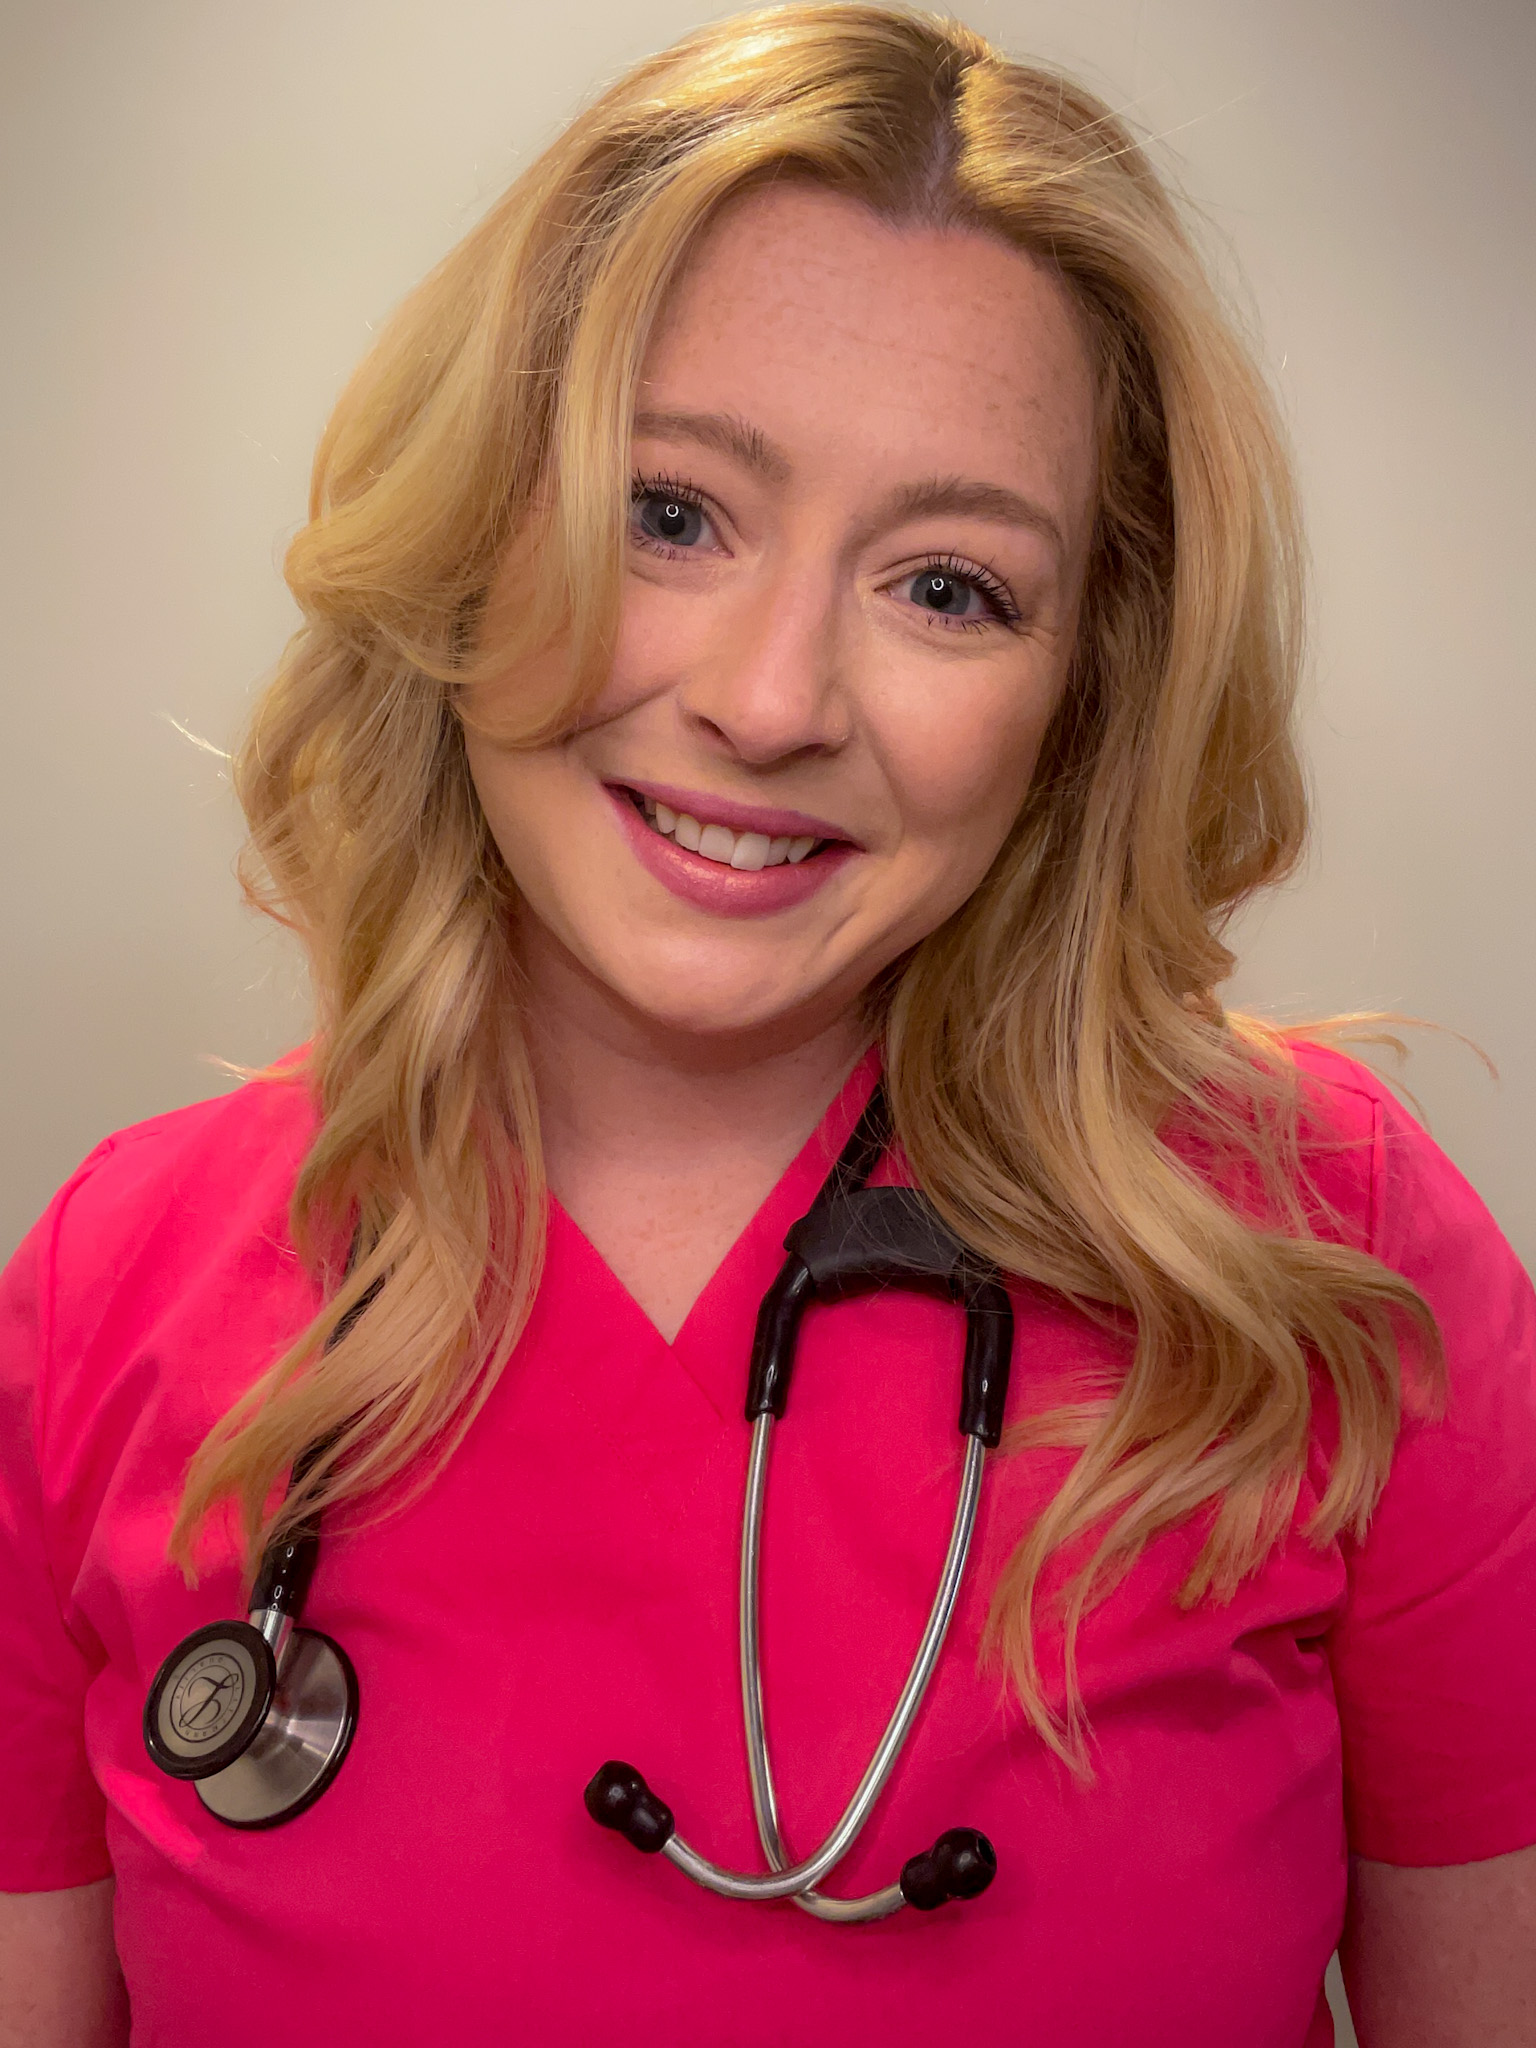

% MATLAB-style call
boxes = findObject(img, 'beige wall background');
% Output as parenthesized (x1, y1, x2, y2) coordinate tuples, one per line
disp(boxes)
(1, 2, 1530, 2032)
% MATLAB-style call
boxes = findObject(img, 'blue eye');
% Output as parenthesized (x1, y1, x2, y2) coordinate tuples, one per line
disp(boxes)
(906, 569, 985, 618)
(897, 559, 1017, 627)
(633, 487, 707, 549)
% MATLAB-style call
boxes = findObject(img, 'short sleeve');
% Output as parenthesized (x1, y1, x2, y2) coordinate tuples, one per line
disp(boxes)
(0, 1167, 113, 1891)
(1326, 1078, 1536, 1866)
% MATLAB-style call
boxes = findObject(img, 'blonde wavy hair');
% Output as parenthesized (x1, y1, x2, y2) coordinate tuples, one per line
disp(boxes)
(174, 3, 1438, 1762)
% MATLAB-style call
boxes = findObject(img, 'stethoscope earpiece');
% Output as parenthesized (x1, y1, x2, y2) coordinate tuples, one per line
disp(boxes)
(585, 1761, 676, 1852)
(588, 1757, 998, 1913)
(898, 1826, 998, 1910)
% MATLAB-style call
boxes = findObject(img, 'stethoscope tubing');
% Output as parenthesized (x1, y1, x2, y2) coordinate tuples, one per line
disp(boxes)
(653, 1417, 986, 1908)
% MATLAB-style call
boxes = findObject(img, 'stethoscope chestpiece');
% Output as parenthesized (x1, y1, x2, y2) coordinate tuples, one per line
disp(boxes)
(143, 1612, 359, 1829)
(143, 1618, 278, 1781)
(144, 1504, 360, 1828)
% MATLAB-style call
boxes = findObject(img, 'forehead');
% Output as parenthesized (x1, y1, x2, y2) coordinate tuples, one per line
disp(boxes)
(638, 182, 1099, 530)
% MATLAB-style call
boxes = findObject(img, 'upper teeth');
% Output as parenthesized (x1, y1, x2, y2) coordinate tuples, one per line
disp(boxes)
(643, 798, 818, 871)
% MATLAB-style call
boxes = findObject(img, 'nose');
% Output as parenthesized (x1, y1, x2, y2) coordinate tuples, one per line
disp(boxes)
(677, 552, 850, 767)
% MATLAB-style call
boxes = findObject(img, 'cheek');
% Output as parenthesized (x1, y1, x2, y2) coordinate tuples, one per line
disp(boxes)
(876, 662, 1061, 865)
(582, 574, 701, 722)
(461, 729, 536, 867)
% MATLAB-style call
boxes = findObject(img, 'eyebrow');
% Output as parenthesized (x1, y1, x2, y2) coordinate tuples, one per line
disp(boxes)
(632, 410, 1066, 559)
(875, 476, 1067, 560)
(632, 408, 792, 484)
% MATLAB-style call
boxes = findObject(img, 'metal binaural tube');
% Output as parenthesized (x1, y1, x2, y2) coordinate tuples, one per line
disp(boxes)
(654, 1432, 987, 1905)
(737, 1415, 901, 1920)
(738, 1414, 778, 1856)
(747, 1427, 986, 1919)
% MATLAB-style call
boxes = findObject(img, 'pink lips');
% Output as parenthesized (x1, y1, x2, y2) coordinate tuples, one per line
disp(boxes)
(603, 783, 859, 919)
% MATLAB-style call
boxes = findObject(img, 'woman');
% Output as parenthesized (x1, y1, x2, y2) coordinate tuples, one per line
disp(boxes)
(2, 6, 1532, 2042)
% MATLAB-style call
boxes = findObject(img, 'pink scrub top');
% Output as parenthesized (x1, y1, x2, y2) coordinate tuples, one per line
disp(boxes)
(2, 1046, 1534, 2047)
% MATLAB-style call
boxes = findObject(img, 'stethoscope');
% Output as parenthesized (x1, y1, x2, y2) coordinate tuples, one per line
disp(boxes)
(144, 1089, 1015, 1918)
(141, 1310, 371, 1828)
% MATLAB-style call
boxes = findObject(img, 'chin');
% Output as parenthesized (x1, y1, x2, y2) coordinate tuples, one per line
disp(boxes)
(598, 938, 852, 1046)
(616, 977, 822, 1044)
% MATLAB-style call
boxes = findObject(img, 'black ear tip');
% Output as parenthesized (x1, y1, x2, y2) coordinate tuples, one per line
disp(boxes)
(937, 1825, 997, 1898)
(584, 1761, 676, 1854)
(899, 1826, 998, 1909)
(584, 1759, 640, 1823)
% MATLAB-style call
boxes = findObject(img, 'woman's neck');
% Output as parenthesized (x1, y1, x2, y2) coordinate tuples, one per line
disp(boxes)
(519, 920, 870, 1342)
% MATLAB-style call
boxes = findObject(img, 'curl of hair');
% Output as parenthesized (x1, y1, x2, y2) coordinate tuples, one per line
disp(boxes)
(173, 3, 1440, 1767)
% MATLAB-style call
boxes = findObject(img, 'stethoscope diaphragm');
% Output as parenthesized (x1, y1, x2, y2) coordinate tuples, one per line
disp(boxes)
(143, 1619, 276, 1781)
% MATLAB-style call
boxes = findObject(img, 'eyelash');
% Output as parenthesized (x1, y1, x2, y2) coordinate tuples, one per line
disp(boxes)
(628, 472, 1022, 631)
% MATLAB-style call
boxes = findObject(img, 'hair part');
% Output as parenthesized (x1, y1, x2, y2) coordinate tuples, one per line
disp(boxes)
(175, 3, 1439, 1768)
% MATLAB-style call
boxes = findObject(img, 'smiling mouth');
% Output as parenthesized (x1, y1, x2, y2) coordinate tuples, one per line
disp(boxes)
(618, 788, 835, 872)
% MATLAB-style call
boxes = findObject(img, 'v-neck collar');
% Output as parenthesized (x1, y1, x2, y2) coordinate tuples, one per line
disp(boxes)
(546, 1048, 882, 1423)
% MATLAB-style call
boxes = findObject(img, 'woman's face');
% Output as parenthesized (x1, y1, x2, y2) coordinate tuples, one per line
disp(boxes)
(466, 183, 1099, 1046)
